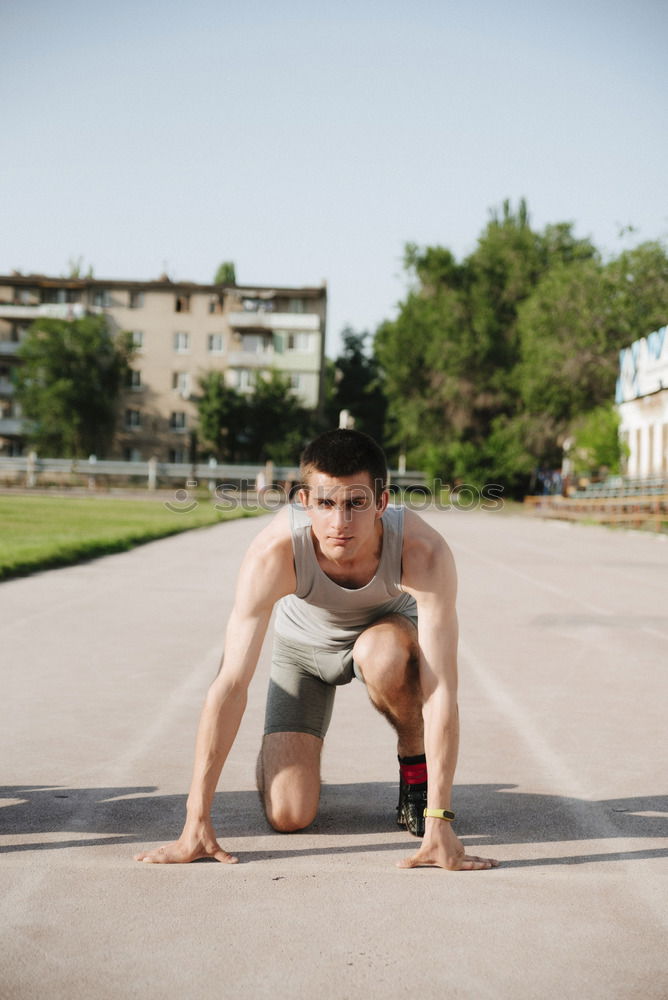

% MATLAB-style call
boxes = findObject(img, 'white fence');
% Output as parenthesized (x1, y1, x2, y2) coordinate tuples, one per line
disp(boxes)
(0, 455, 425, 491)
(0, 455, 291, 490)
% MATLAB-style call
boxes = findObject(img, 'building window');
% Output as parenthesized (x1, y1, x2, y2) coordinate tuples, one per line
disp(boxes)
(123, 447, 143, 462)
(92, 289, 112, 307)
(241, 297, 273, 313)
(172, 372, 190, 396)
(287, 333, 311, 352)
(129, 291, 144, 309)
(126, 369, 142, 391)
(41, 288, 81, 304)
(169, 448, 188, 463)
(174, 332, 190, 353)
(175, 294, 191, 313)
(209, 296, 223, 315)
(229, 369, 253, 391)
(289, 298, 305, 314)
(240, 333, 265, 354)
(208, 333, 225, 353)
(125, 409, 141, 429)
(170, 411, 187, 431)
(131, 330, 144, 348)
(289, 373, 302, 390)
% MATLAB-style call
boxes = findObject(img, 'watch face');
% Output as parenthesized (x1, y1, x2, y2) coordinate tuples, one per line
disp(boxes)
(424, 808, 454, 820)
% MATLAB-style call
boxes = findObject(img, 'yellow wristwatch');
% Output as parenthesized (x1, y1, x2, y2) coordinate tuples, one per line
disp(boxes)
(423, 808, 455, 822)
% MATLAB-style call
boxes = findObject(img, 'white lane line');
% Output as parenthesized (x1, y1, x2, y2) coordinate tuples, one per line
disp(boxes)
(460, 635, 668, 927)
(452, 537, 612, 614)
(453, 538, 668, 641)
(425, 511, 668, 652)
(65, 640, 224, 786)
(641, 626, 668, 641)
(459, 636, 591, 797)
(433, 513, 667, 612)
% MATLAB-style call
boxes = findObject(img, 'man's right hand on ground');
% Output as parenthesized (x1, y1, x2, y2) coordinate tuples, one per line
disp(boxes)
(134, 819, 238, 865)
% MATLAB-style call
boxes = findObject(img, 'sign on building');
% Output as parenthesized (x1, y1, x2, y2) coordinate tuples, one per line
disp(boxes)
(616, 325, 668, 478)
(616, 326, 668, 404)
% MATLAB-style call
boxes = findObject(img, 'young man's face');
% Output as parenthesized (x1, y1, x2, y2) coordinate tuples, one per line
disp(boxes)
(299, 470, 388, 562)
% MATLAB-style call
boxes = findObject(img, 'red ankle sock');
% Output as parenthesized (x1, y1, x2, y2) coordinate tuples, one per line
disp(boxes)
(399, 754, 427, 784)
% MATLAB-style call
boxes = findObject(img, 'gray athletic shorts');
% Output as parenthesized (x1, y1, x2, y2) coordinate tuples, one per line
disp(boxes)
(264, 617, 418, 741)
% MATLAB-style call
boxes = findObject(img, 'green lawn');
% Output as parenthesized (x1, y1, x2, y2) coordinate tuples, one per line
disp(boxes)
(0, 494, 260, 581)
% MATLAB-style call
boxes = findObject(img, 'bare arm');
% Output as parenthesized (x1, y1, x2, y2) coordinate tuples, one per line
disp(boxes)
(398, 511, 498, 871)
(135, 511, 295, 864)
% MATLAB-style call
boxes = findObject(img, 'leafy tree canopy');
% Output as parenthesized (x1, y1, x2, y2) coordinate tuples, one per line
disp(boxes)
(375, 199, 668, 494)
(214, 261, 236, 284)
(570, 404, 625, 478)
(196, 369, 313, 465)
(324, 327, 387, 445)
(16, 315, 133, 458)
(196, 372, 248, 463)
(244, 370, 313, 464)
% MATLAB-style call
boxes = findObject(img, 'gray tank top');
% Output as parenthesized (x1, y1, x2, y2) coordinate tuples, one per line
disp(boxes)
(274, 503, 417, 650)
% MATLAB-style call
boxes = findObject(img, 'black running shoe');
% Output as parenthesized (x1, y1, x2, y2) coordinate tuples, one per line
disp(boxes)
(396, 776, 428, 837)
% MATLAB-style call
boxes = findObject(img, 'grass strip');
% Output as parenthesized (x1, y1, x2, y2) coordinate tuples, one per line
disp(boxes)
(0, 494, 261, 582)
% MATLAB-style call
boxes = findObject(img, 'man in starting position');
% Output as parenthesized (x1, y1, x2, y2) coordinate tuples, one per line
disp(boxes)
(135, 429, 498, 871)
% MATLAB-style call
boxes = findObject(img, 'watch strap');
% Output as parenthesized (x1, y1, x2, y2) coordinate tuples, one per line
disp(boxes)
(423, 808, 456, 822)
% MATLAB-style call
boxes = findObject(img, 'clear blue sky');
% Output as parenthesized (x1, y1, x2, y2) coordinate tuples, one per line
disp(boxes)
(2, 0, 667, 356)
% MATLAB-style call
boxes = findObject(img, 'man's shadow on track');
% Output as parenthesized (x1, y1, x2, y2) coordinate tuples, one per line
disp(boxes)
(0, 783, 666, 866)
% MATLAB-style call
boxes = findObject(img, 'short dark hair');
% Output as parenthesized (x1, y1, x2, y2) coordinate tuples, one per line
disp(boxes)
(300, 429, 388, 501)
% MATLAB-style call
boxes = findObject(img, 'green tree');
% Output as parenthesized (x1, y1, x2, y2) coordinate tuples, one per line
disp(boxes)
(375, 282, 472, 476)
(570, 404, 625, 477)
(514, 258, 615, 432)
(605, 241, 668, 344)
(466, 198, 546, 387)
(16, 315, 132, 457)
(196, 369, 313, 465)
(376, 200, 564, 484)
(374, 199, 667, 494)
(244, 370, 312, 464)
(67, 256, 94, 279)
(508, 242, 668, 483)
(196, 372, 248, 462)
(325, 327, 388, 443)
(214, 261, 236, 284)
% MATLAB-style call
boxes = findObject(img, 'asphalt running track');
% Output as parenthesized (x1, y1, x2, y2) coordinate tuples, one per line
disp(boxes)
(1, 507, 667, 999)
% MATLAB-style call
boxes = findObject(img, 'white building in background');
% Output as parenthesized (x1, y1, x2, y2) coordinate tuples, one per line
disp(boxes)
(616, 325, 668, 478)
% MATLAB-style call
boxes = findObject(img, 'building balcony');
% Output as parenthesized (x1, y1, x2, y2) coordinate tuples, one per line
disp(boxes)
(0, 379, 15, 396)
(0, 418, 24, 436)
(0, 303, 88, 321)
(226, 350, 276, 368)
(0, 341, 21, 356)
(227, 311, 320, 332)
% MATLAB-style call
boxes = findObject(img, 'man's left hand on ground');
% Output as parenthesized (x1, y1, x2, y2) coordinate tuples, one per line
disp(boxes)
(397, 821, 499, 871)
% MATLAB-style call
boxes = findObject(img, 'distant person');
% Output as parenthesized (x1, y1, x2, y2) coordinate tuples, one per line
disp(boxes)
(136, 429, 498, 871)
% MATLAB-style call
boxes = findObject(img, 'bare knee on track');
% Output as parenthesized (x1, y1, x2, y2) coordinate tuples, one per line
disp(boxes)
(258, 732, 322, 832)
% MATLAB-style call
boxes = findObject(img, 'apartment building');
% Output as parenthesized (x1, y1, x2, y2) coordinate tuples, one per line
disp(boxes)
(0, 272, 327, 460)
